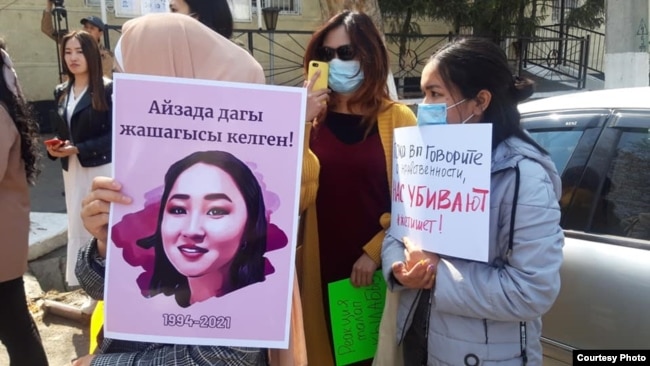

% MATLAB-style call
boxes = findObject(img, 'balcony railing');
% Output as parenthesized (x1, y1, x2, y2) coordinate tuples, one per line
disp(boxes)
(536, 24, 605, 79)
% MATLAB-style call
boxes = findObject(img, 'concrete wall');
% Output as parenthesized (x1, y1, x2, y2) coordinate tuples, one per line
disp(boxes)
(604, 0, 650, 88)
(0, 0, 134, 101)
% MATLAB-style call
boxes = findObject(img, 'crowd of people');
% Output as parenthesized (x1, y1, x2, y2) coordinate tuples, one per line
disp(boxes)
(0, 1, 564, 365)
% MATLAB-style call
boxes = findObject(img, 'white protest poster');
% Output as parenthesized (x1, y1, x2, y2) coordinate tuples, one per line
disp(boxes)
(116, 0, 251, 21)
(140, 0, 168, 14)
(114, 0, 139, 18)
(228, 0, 252, 22)
(389, 124, 492, 262)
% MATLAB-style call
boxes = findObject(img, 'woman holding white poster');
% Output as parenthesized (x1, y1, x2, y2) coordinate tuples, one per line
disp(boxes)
(381, 38, 564, 366)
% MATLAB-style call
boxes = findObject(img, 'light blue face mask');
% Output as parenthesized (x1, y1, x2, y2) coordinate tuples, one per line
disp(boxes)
(417, 99, 472, 125)
(328, 58, 364, 94)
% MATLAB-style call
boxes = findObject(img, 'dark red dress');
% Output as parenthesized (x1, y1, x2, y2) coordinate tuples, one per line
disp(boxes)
(310, 111, 390, 365)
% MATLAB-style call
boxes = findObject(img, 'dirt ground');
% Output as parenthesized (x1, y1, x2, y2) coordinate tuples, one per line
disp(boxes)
(0, 275, 90, 366)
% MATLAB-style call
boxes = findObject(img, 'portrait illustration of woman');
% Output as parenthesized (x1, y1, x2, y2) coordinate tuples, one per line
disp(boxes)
(136, 150, 268, 308)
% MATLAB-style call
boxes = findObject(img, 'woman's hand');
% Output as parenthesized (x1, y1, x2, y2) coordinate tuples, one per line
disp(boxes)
(71, 355, 95, 366)
(80, 177, 132, 258)
(46, 140, 78, 157)
(391, 237, 440, 290)
(351, 253, 379, 287)
(304, 70, 330, 122)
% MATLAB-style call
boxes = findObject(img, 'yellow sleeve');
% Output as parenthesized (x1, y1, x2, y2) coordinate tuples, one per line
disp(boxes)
(362, 213, 392, 263)
(299, 123, 319, 213)
(362, 102, 416, 263)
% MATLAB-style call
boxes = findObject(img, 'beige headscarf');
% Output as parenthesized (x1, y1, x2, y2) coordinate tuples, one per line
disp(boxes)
(116, 13, 265, 84)
(1, 49, 24, 100)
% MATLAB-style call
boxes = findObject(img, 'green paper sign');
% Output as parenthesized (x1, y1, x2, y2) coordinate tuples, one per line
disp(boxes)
(328, 271, 387, 366)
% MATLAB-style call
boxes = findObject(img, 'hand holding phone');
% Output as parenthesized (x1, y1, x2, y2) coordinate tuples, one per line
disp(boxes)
(44, 138, 64, 148)
(308, 60, 329, 92)
(305, 60, 331, 122)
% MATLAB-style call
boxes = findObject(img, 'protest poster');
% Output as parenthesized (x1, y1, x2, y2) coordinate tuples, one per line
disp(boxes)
(389, 124, 492, 262)
(104, 73, 306, 348)
(115, 0, 252, 21)
(328, 271, 386, 366)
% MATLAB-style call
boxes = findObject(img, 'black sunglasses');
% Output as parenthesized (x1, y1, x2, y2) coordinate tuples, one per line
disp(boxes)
(316, 45, 356, 62)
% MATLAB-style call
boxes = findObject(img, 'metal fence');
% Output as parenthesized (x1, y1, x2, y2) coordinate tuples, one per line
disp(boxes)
(535, 24, 605, 79)
(234, 29, 590, 96)
(103, 26, 591, 96)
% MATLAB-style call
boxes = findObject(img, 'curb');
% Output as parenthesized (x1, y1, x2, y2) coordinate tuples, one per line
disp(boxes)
(28, 212, 68, 261)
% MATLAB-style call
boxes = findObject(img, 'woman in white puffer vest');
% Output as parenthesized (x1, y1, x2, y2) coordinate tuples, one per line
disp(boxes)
(381, 37, 564, 366)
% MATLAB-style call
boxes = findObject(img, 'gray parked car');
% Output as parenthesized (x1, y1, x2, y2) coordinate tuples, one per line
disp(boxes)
(518, 87, 650, 365)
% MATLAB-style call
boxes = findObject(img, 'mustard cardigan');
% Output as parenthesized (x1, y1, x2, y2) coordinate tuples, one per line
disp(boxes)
(297, 101, 417, 365)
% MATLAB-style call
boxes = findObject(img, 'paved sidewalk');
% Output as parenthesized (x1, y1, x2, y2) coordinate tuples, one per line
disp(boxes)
(0, 137, 90, 366)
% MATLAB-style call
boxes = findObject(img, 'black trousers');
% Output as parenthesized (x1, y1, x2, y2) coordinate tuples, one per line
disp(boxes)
(403, 290, 431, 366)
(0, 276, 49, 366)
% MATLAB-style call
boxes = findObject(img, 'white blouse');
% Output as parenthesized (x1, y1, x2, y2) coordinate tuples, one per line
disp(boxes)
(65, 85, 88, 128)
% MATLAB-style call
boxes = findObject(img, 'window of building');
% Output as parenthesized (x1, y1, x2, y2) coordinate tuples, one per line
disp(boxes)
(251, 0, 301, 15)
(551, 0, 581, 23)
(86, 0, 115, 7)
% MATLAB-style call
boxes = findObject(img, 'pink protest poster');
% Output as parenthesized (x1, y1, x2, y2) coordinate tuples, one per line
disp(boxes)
(104, 73, 306, 348)
(389, 124, 492, 262)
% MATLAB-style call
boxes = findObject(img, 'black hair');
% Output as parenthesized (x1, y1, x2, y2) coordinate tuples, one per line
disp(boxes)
(137, 150, 267, 307)
(430, 37, 546, 153)
(0, 43, 41, 184)
(187, 0, 234, 39)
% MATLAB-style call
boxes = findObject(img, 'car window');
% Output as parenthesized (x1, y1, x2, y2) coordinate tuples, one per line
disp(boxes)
(522, 112, 609, 231)
(589, 121, 650, 240)
(528, 130, 582, 173)
(522, 111, 607, 176)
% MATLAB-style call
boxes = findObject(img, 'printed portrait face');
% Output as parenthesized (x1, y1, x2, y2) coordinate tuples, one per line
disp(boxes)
(64, 37, 88, 76)
(160, 162, 248, 279)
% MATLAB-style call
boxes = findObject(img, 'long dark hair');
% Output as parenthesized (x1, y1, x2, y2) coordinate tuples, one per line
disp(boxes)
(187, 0, 234, 39)
(303, 10, 391, 135)
(430, 37, 545, 152)
(137, 150, 267, 307)
(60, 31, 108, 111)
(0, 44, 41, 184)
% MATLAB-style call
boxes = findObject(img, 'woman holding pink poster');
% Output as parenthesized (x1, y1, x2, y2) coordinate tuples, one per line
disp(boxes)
(71, 13, 268, 366)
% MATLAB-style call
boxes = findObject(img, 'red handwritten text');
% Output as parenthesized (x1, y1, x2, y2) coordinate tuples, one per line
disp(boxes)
(396, 214, 443, 233)
(393, 182, 489, 212)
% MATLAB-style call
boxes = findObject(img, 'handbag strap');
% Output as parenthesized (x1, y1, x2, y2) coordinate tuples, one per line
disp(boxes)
(507, 165, 528, 366)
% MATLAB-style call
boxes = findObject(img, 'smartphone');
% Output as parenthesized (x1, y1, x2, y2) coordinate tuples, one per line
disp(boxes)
(308, 60, 329, 91)
(44, 138, 63, 147)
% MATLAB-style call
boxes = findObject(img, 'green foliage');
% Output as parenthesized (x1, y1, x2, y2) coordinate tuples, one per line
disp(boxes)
(565, 0, 605, 29)
(377, 0, 604, 40)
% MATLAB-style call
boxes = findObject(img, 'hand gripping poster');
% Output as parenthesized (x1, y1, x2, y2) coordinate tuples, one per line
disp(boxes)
(104, 73, 306, 348)
(389, 124, 492, 262)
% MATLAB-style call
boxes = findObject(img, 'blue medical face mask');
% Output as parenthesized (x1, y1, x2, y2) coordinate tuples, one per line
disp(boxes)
(417, 99, 472, 125)
(328, 58, 364, 95)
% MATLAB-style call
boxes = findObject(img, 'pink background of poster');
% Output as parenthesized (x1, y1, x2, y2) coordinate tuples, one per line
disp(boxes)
(105, 73, 306, 348)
